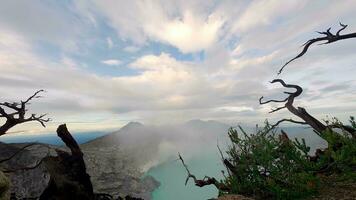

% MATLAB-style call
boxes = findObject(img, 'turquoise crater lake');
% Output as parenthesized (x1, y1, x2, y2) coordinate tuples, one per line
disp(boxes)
(146, 149, 225, 200)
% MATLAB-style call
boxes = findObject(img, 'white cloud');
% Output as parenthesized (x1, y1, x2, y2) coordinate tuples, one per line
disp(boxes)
(92, 0, 225, 53)
(101, 59, 122, 66)
(233, 0, 307, 32)
(151, 11, 224, 53)
(231, 50, 280, 71)
(0, 0, 89, 53)
(1, 0, 356, 133)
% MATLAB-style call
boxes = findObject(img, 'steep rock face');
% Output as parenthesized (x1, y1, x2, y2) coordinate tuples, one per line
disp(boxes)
(82, 146, 159, 199)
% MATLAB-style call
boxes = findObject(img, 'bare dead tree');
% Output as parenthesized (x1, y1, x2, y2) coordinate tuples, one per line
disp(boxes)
(278, 23, 356, 75)
(0, 90, 51, 136)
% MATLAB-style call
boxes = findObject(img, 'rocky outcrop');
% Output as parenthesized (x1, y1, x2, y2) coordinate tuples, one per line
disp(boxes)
(82, 146, 159, 199)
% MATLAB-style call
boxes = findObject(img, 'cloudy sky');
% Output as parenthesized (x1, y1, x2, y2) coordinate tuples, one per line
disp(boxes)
(1, 0, 356, 134)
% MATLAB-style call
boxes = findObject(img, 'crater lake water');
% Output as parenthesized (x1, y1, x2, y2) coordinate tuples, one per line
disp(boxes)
(146, 149, 225, 200)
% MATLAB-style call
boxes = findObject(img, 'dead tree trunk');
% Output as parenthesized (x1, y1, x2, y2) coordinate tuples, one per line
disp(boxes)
(39, 124, 94, 200)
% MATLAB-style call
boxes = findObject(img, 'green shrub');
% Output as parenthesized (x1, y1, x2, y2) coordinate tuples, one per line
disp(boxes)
(220, 118, 356, 199)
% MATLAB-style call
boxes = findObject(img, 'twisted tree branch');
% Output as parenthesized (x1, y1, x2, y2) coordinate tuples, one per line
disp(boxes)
(0, 143, 40, 164)
(1, 143, 51, 173)
(260, 79, 327, 135)
(278, 23, 356, 75)
(178, 153, 229, 191)
(269, 106, 286, 113)
(0, 90, 50, 135)
(268, 119, 308, 132)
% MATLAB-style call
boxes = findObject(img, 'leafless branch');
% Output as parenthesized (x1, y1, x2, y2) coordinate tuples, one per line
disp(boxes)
(3, 157, 46, 173)
(260, 79, 327, 134)
(0, 90, 50, 135)
(0, 143, 40, 164)
(259, 79, 303, 109)
(269, 119, 308, 131)
(178, 153, 229, 191)
(278, 23, 356, 75)
(23, 90, 44, 104)
(1, 143, 52, 173)
(259, 96, 288, 105)
(217, 144, 234, 177)
(269, 106, 286, 113)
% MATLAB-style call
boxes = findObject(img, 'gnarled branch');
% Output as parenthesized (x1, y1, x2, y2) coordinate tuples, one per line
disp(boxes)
(278, 23, 356, 75)
(0, 143, 41, 164)
(269, 106, 286, 113)
(268, 119, 308, 132)
(0, 90, 50, 135)
(3, 156, 47, 173)
(259, 96, 288, 105)
(260, 79, 327, 135)
(178, 153, 229, 192)
(259, 79, 302, 111)
(1, 143, 51, 173)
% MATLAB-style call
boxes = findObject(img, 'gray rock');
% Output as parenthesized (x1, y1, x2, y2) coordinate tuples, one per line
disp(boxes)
(0, 142, 159, 199)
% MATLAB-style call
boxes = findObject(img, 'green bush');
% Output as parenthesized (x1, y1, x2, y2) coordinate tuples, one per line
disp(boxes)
(219, 118, 356, 199)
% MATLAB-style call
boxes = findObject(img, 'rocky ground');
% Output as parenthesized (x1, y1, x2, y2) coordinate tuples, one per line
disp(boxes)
(0, 142, 159, 200)
(82, 145, 159, 199)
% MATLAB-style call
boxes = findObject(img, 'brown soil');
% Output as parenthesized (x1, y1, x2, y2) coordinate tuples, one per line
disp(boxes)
(310, 175, 356, 200)
(218, 195, 254, 200)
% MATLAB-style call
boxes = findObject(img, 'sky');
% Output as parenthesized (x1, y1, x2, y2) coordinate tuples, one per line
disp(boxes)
(0, 0, 356, 134)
